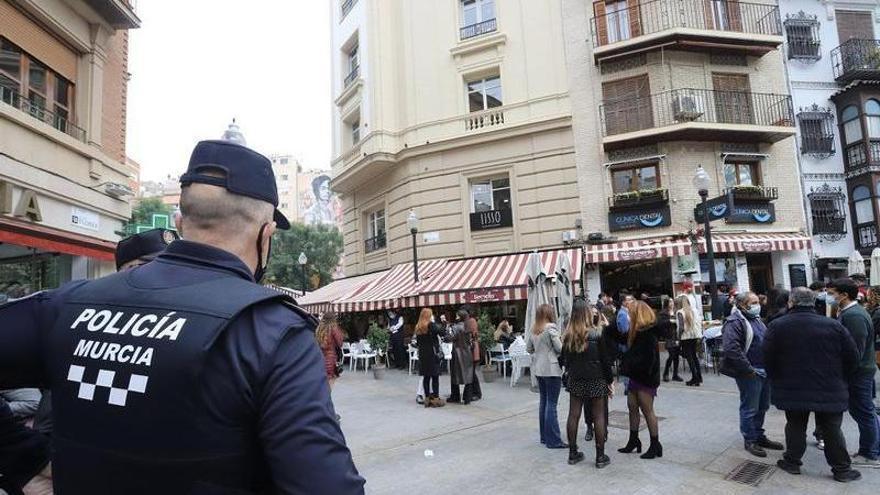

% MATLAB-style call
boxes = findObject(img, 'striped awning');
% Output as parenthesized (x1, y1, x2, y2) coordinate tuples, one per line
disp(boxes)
(412, 248, 582, 307)
(583, 236, 692, 263)
(296, 270, 388, 314)
(332, 259, 447, 312)
(703, 232, 812, 253)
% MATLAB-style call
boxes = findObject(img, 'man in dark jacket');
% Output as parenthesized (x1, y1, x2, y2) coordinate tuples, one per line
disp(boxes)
(827, 278, 880, 469)
(764, 287, 862, 482)
(721, 291, 784, 458)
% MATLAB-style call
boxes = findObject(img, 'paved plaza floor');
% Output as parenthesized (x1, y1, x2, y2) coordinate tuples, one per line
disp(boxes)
(334, 364, 880, 495)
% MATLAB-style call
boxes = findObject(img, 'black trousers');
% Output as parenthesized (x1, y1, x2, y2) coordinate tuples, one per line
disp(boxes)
(471, 362, 482, 399)
(680, 339, 703, 383)
(390, 331, 406, 369)
(664, 345, 681, 377)
(783, 410, 851, 474)
(449, 382, 474, 403)
(422, 375, 439, 397)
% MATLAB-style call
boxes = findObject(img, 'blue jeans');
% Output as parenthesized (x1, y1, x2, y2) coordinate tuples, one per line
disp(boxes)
(849, 373, 880, 459)
(735, 374, 770, 443)
(537, 376, 564, 447)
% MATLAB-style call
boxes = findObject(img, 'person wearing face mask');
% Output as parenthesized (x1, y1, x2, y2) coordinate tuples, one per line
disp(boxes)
(721, 291, 785, 458)
(0, 140, 365, 494)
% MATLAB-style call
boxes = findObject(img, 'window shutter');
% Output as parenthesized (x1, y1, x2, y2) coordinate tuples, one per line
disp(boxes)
(626, 0, 642, 37)
(594, 1, 609, 46)
(727, 1, 743, 32)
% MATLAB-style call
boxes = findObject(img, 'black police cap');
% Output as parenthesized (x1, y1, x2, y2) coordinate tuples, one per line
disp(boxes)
(179, 140, 291, 230)
(115, 228, 179, 270)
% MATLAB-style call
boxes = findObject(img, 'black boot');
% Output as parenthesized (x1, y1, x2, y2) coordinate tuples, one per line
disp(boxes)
(568, 445, 585, 465)
(595, 445, 610, 468)
(640, 436, 663, 459)
(584, 424, 594, 442)
(672, 374, 683, 382)
(618, 430, 642, 454)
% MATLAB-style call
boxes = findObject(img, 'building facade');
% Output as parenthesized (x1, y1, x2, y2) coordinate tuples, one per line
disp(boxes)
(0, 0, 139, 294)
(562, 0, 812, 301)
(331, 0, 578, 276)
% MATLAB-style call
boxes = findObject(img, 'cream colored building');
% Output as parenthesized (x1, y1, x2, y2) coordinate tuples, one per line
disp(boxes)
(0, 0, 138, 291)
(331, 0, 578, 276)
(561, 0, 812, 300)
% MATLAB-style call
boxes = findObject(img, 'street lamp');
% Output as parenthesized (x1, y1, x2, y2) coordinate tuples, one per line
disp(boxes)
(407, 209, 420, 283)
(298, 252, 308, 295)
(693, 165, 719, 319)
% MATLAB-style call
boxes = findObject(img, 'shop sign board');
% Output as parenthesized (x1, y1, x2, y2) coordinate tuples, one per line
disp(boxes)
(727, 202, 775, 224)
(464, 288, 506, 303)
(741, 241, 774, 252)
(618, 248, 658, 261)
(0, 181, 42, 222)
(789, 264, 808, 288)
(693, 193, 733, 223)
(470, 209, 513, 231)
(71, 207, 100, 231)
(608, 205, 671, 232)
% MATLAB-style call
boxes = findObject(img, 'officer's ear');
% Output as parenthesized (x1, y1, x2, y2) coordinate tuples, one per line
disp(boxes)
(262, 221, 277, 239)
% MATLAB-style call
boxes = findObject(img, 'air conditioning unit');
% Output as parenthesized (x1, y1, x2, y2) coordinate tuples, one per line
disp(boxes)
(673, 91, 705, 122)
(104, 182, 134, 199)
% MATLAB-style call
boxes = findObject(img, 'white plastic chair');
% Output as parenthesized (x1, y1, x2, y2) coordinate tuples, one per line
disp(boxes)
(508, 337, 531, 387)
(352, 340, 377, 373)
(488, 343, 511, 377)
(340, 342, 352, 366)
(441, 342, 452, 373)
(408, 344, 419, 375)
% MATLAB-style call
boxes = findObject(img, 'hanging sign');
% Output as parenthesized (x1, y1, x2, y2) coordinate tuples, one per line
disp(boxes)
(608, 205, 671, 232)
(727, 202, 776, 224)
(694, 193, 733, 222)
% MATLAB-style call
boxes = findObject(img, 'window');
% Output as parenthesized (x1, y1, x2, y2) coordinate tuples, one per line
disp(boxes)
(0, 39, 21, 95)
(280, 174, 289, 181)
(808, 185, 846, 236)
(605, 1, 631, 43)
(784, 12, 820, 60)
(461, 0, 495, 27)
(365, 209, 386, 253)
(797, 105, 835, 156)
(842, 105, 862, 144)
(344, 43, 359, 87)
(467, 75, 502, 112)
(723, 162, 760, 187)
(280, 157, 288, 165)
(351, 119, 360, 144)
(836, 10, 874, 43)
(341, 0, 357, 18)
(866, 99, 880, 138)
(611, 163, 659, 193)
(470, 177, 511, 212)
(280, 203, 288, 209)
(853, 185, 874, 223)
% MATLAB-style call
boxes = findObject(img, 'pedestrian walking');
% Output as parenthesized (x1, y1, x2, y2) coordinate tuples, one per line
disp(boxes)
(447, 309, 475, 404)
(659, 296, 682, 383)
(465, 308, 482, 401)
(675, 295, 704, 387)
(562, 299, 614, 468)
(0, 140, 365, 493)
(764, 287, 863, 483)
(527, 304, 567, 449)
(721, 291, 785, 458)
(618, 301, 663, 459)
(316, 312, 345, 389)
(415, 308, 446, 408)
(388, 310, 407, 370)
(826, 278, 880, 468)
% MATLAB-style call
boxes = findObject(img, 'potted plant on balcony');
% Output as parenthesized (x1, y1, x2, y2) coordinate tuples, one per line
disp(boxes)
(477, 313, 499, 383)
(366, 322, 390, 380)
(729, 184, 767, 200)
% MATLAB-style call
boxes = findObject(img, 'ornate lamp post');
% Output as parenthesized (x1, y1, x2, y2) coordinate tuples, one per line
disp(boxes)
(298, 252, 308, 295)
(407, 210, 420, 283)
(693, 165, 719, 318)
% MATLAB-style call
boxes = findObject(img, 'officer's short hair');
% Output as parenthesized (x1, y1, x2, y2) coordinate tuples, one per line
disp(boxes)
(180, 170, 273, 232)
(789, 287, 816, 308)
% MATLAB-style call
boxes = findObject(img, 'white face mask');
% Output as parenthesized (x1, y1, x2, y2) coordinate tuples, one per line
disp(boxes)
(430, 315, 435, 323)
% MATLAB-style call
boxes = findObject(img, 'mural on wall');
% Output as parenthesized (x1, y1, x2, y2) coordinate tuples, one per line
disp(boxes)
(300, 174, 343, 227)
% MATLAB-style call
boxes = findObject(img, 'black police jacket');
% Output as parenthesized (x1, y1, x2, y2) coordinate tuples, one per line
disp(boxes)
(0, 240, 365, 494)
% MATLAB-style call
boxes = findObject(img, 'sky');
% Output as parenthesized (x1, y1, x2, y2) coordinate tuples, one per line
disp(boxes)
(126, 1, 331, 182)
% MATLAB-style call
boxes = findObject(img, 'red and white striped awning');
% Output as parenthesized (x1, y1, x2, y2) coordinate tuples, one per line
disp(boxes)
(412, 248, 582, 307)
(297, 270, 389, 314)
(583, 236, 692, 263)
(332, 259, 447, 312)
(702, 232, 812, 253)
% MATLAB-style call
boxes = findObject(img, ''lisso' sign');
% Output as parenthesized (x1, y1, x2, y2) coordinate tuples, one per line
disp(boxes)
(470, 208, 513, 231)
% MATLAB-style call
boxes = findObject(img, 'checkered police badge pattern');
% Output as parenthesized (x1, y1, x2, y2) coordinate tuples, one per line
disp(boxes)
(66, 364, 148, 407)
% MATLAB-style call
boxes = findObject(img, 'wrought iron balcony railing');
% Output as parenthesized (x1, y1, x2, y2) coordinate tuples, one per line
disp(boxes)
(599, 88, 793, 136)
(723, 185, 779, 201)
(364, 233, 387, 254)
(0, 84, 86, 142)
(590, 0, 781, 48)
(831, 39, 880, 81)
(460, 18, 497, 40)
(608, 188, 669, 209)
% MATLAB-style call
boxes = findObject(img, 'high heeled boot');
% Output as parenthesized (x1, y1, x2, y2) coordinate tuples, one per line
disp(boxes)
(617, 430, 642, 454)
(640, 436, 663, 459)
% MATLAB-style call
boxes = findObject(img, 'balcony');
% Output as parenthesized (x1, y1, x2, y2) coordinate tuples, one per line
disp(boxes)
(460, 19, 497, 41)
(590, 0, 782, 63)
(608, 188, 669, 210)
(0, 85, 86, 142)
(83, 0, 140, 28)
(831, 39, 880, 83)
(364, 233, 387, 254)
(723, 185, 778, 201)
(843, 140, 880, 178)
(599, 88, 794, 150)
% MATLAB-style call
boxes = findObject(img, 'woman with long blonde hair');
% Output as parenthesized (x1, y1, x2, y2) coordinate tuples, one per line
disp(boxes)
(562, 298, 614, 468)
(527, 304, 567, 449)
(675, 295, 703, 386)
(415, 308, 447, 408)
(315, 311, 345, 389)
(618, 301, 663, 460)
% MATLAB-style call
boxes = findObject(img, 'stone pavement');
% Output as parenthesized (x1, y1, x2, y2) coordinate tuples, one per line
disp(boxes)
(333, 365, 880, 495)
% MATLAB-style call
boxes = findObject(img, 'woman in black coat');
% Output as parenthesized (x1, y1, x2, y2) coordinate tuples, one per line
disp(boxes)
(415, 308, 446, 408)
(619, 301, 663, 460)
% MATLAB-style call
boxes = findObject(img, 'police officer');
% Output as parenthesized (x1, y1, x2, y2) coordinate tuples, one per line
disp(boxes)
(115, 228, 180, 271)
(0, 140, 365, 494)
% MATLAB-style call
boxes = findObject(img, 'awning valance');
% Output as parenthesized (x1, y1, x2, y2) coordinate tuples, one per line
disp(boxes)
(583, 236, 692, 263)
(332, 259, 447, 312)
(295, 270, 388, 314)
(702, 232, 811, 253)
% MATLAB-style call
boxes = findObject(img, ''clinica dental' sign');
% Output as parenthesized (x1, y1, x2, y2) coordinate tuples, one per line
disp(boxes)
(727, 202, 776, 224)
(608, 205, 672, 232)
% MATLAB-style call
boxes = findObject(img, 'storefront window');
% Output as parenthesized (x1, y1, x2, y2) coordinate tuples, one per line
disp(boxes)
(0, 251, 70, 302)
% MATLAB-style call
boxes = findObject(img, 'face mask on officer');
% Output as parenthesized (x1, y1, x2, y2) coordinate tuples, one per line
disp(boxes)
(254, 221, 276, 283)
